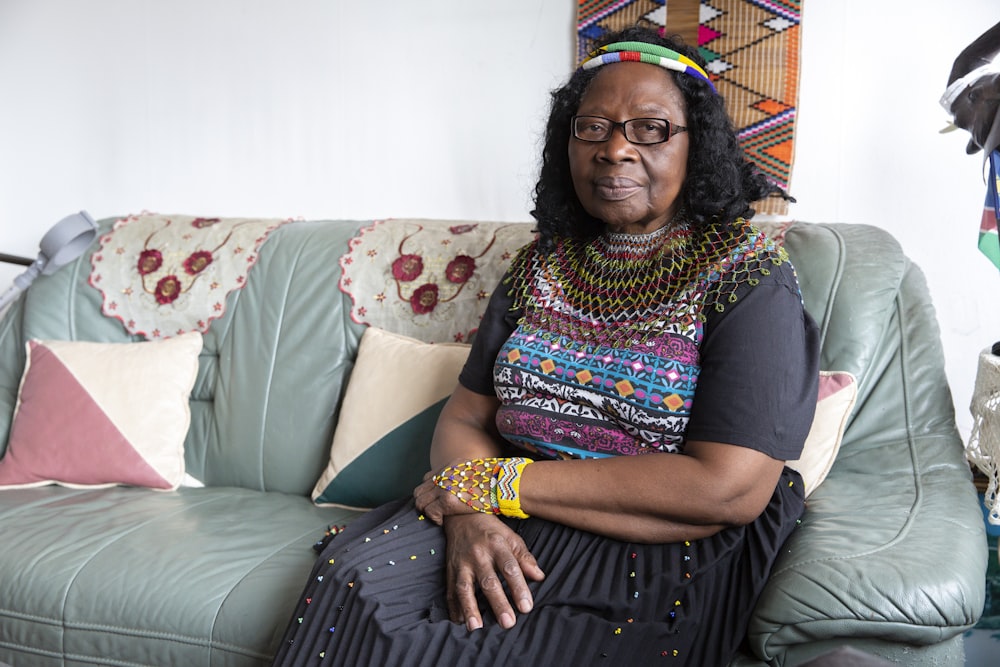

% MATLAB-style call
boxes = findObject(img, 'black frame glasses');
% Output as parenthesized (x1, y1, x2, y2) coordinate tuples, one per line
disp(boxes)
(571, 115, 687, 145)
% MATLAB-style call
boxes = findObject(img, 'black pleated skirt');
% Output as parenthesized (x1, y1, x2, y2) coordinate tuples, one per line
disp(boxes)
(272, 468, 804, 667)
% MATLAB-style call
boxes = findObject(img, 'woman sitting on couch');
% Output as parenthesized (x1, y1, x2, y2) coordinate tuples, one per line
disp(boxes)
(274, 26, 819, 666)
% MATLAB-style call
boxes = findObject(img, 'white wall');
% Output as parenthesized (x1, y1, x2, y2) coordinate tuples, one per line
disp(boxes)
(1, 0, 998, 440)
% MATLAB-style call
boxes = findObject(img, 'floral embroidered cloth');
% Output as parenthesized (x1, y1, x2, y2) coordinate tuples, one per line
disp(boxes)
(89, 213, 290, 339)
(338, 219, 537, 343)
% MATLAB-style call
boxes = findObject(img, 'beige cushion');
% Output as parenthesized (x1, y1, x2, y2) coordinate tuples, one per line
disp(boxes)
(311, 327, 470, 509)
(787, 371, 857, 496)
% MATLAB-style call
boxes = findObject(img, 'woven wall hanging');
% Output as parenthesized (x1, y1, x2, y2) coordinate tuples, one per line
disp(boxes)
(576, 0, 803, 216)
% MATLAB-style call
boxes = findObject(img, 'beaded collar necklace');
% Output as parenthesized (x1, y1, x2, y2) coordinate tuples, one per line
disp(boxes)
(506, 219, 782, 349)
(595, 221, 691, 262)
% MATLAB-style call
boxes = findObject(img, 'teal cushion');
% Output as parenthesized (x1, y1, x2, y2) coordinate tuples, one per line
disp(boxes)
(313, 398, 447, 507)
(311, 327, 471, 509)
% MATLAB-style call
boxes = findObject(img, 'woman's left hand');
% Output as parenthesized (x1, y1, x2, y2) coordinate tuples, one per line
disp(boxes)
(414, 469, 482, 524)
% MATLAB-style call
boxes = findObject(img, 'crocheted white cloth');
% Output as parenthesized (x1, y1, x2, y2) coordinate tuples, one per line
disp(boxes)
(969, 348, 1000, 524)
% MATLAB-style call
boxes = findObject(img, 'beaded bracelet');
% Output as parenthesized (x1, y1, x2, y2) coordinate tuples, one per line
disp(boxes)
(492, 457, 532, 519)
(432, 457, 533, 518)
(432, 458, 501, 514)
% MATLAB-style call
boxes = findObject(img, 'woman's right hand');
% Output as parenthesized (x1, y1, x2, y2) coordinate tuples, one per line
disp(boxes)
(442, 513, 545, 632)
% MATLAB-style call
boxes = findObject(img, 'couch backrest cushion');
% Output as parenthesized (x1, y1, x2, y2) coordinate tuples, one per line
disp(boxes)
(0, 219, 369, 495)
(779, 221, 959, 451)
(0, 219, 956, 497)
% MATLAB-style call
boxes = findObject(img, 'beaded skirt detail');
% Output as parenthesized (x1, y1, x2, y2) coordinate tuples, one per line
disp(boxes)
(273, 470, 804, 667)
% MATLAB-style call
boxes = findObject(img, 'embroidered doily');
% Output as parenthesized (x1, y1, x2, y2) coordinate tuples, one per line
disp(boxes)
(89, 213, 291, 339)
(339, 219, 537, 343)
(755, 219, 796, 246)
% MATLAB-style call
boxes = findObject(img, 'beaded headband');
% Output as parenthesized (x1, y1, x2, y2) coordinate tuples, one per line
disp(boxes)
(580, 41, 717, 93)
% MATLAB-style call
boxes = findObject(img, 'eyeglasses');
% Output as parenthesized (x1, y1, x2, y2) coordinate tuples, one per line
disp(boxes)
(571, 115, 687, 145)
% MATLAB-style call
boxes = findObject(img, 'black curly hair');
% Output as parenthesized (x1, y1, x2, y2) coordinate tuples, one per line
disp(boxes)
(531, 26, 787, 250)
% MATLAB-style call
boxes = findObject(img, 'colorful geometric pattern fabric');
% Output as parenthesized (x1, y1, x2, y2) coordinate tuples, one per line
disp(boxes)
(494, 220, 788, 459)
(495, 326, 698, 458)
(576, 0, 803, 215)
(89, 213, 290, 339)
(339, 219, 537, 344)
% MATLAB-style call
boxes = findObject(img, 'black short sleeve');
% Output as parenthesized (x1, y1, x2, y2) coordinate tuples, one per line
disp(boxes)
(458, 280, 520, 396)
(684, 260, 820, 461)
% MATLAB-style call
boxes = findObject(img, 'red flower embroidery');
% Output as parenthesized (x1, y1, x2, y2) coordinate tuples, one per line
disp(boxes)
(154, 275, 182, 304)
(410, 283, 439, 314)
(449, 224, 478, 234)
(191, 217, 220, 228)
(445, 255, 476, 283)
(392, 254, 424, 282)
(137, 249, 163, 275)
(183, 250, 213, 275)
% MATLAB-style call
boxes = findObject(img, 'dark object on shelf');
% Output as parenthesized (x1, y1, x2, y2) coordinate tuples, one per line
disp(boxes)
(0, 211, 97, 311)
(0, 253, 33, 267)
(943, 21, 1000, 155)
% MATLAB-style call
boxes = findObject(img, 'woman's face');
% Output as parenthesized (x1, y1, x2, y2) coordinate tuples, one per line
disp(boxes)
(569, 62, 689, 235)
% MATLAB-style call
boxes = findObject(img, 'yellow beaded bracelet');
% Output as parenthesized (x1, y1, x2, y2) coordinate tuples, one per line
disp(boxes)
(493, 457, 532, 519)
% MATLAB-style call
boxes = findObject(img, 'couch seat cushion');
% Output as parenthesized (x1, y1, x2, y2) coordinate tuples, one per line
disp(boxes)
(0, 486, 360, 666)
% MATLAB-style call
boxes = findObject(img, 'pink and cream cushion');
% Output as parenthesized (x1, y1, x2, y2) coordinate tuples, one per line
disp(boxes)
(0, 332, 202, 490)
(787, 370, 857, 496)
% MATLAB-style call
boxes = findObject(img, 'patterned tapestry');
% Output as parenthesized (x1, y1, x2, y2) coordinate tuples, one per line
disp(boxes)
(576, 0, 803, 215)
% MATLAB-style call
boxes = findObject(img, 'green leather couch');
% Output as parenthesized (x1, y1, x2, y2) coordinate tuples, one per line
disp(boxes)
(0, 218, 987, 666)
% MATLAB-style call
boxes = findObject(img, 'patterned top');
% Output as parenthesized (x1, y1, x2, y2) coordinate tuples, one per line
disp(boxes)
(460, 218, 818, 462)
